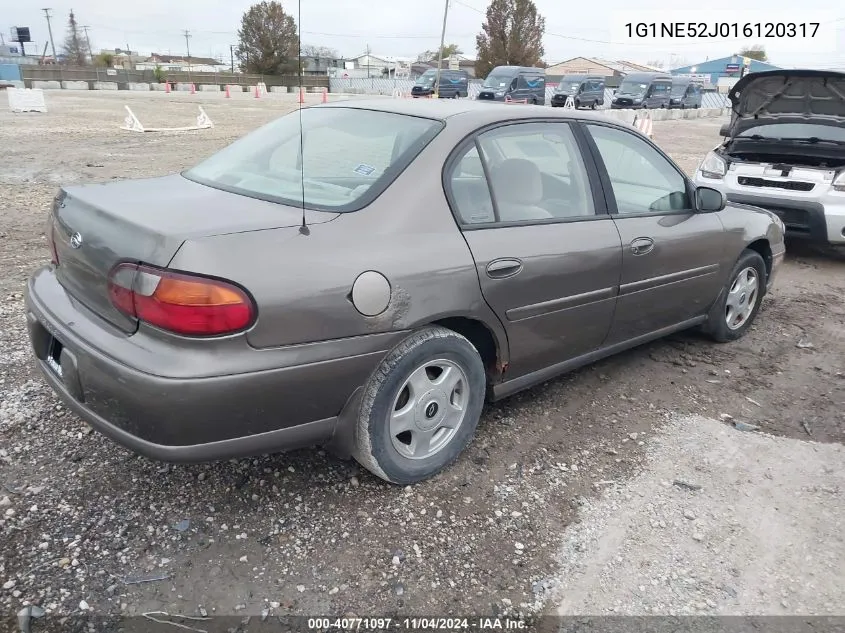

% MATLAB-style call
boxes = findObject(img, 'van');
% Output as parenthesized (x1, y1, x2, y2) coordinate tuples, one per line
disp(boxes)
(551, 74, 606, 109)
(476, 66, 546, 105)
(610, 72, 673, 109)
(668, 78, 703, 109)
(411, 68, 469, 98)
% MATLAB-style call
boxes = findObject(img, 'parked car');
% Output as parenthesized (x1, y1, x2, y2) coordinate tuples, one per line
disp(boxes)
(551, 75, 605, 109)
(669, 78, 703, 109)
(693, 69, 845, 254)
(26, 100, 785, 484)
(411, 68, 469, 99)
(611, 73, 673, 109)
(477, 66, 546, 105)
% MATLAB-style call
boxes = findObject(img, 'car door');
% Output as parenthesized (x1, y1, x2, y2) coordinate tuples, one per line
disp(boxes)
(445, 120, 622, 379)
(582, 122, 727, 343)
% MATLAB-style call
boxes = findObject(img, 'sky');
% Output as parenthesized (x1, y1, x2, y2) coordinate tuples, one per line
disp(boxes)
(1, 0, 844, 69)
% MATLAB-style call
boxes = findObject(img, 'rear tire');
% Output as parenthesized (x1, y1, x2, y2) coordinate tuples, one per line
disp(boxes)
(703, 250, 767, 343)
(352, 326, 486, 485)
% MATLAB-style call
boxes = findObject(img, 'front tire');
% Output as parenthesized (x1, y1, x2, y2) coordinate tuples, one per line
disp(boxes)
(352, 326, 486, 485)
(704, 250, 767, 343)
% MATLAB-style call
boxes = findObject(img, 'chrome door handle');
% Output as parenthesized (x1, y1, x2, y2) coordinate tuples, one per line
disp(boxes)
(630, 237, 655, 255)
(486, 258, 523, 279)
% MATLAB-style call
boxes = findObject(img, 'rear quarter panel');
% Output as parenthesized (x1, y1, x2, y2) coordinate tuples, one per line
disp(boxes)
(167, 118, 509, 359)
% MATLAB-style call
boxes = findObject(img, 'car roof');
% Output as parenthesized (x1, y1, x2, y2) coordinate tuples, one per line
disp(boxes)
(319, 98, 621, 123)
(623, 72, 672, 81)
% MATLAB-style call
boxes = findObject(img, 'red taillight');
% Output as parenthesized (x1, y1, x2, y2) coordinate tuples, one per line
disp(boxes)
(107, 263, 255, 336)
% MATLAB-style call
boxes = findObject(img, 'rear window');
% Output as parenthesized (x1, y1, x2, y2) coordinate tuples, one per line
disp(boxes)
(184, 107, 443, 212)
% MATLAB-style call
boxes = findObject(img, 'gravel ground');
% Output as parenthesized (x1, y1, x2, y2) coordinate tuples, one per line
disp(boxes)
(553, 414, 844, 616)
(0, 92, 843, 627)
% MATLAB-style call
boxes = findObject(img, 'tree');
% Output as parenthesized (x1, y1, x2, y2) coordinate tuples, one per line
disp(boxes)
(301, 44, 338, 59)
(417, 43, 463, 63)
(739, 45, 767, 61)
(475, 0, 545, 78)
(62, 10, 88, 66)
(236, 1, 299, 75)
(94, 52, 114, 68)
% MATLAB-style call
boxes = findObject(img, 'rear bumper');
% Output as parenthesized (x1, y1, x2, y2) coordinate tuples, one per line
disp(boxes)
(25, 266, 400, 462)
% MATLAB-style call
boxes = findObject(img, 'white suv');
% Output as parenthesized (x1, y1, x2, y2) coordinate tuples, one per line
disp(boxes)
(693, 70, 845, 251)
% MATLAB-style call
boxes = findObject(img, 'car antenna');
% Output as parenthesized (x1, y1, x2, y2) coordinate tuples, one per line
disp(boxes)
(297, 0, 310, 236)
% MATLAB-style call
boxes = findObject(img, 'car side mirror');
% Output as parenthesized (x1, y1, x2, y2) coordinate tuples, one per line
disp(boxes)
(719, 123, 731, 137)
(696, 186, 726, 212)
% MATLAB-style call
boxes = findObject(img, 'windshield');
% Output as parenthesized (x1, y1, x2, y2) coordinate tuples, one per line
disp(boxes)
(671, 84, 687, 97)
(737, 123, 845, 143)
(185, 108, 443, 212)
(618, 81, 648, 96)
(555, 80, 581, 94)
(483, 73, 512, 89)
(416, 70, 436, 86)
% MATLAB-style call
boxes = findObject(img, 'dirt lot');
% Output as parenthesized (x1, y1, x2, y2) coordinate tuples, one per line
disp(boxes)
(0, 91, 843, 627)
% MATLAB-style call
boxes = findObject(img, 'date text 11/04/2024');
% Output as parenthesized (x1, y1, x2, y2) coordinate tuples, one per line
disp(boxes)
(306, 617, 527, 630)
(624, 22, 820, 38)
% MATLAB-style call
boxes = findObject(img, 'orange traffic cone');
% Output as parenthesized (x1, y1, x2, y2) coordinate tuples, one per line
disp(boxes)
(298, 88, 305, 104)
(165, 82, 171, 94)
(190, 83, 196, 95)
(225, 85, 231, 98)
(254, 84, 260, 99)
(321, 89, 327, 104)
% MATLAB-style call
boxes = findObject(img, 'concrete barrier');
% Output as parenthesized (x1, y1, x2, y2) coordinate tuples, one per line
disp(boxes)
(176, 83, 194, 92)
(127, 82, 150, 91)
(93, 82, 118, 90)
(270, 86, 287, 93)
(227, 85, 246, 92)
(61, 80, 89, 90)
(200, 84, 220, 92)
(32, 80, 61, 90)
(4, 80, 25, 89)
(150, 83, 168, 91)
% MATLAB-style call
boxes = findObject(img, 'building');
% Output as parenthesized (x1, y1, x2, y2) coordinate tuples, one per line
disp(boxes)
(412, 54, 477, 78)
(349, 52, 413, 77)
(670, 55, 781, 92)
(137, 54, 229, 73)
(545, 57, 665, 84)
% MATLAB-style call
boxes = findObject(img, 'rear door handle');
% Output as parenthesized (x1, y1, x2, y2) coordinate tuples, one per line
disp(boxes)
(630, 237, 655, 256)
(486, 258, 523, 279)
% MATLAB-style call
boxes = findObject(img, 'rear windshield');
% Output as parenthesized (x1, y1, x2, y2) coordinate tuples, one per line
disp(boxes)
(671, 84, 687, 96)
(184, 107, 443, 212)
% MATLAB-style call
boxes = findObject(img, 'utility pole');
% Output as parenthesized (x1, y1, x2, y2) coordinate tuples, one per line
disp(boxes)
(230, 44, 235, 73)
(366, 43, 370, 79)
(82, 26, 93, 63)
(42, 8, 57, 61)
(183, 29, 192, 82)
(434, 0, 450, 99)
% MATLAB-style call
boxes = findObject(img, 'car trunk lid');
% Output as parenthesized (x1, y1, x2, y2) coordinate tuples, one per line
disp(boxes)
(51, 174, 337, 333)
(725, 70, 845, 137)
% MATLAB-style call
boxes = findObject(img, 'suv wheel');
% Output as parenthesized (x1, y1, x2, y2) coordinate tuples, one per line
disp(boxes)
(352, 326, 486, 484)
(704, 249, 767, 343)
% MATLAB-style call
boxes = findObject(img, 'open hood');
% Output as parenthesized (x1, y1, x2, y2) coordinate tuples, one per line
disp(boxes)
(723, 70, 845, 137)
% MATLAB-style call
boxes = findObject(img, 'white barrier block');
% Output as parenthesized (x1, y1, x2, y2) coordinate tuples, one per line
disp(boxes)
(32, 80, 61, 90)
(93, 81, 118, 90)
(176, 83, 194, 92)
(150, 83, 168, 91)
(7, 87, 47, 113)
(227, 85, 246, 93)
(270, 86, 287, 93)
(127, 82, 151, 91)
(200, 84, 221, 92)
(61, 81, 89, 90)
